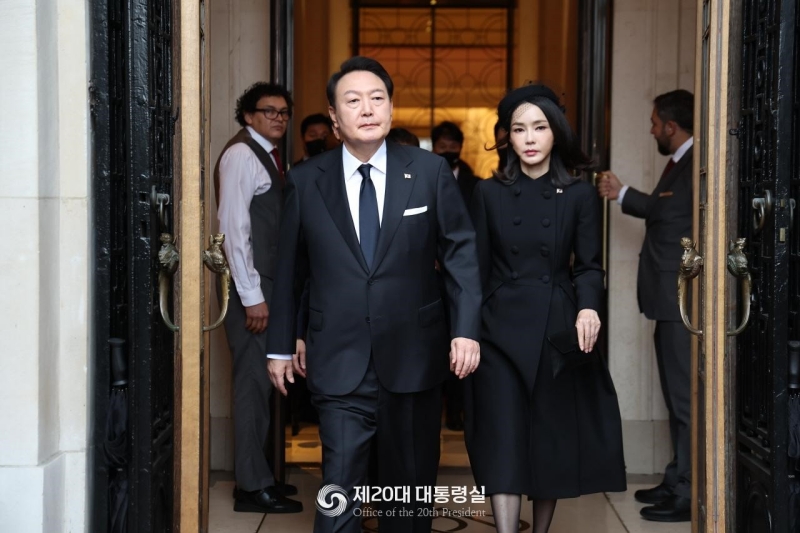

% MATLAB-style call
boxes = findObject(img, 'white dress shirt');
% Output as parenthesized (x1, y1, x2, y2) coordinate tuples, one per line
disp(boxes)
(618, 136, 694, 205)
(217, 126, 278, 307)
(342, 141, 388, 239)
(267, 141, 389, 361)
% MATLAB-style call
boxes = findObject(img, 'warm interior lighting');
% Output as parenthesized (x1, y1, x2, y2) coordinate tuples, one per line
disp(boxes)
(393, 106, 501, 178)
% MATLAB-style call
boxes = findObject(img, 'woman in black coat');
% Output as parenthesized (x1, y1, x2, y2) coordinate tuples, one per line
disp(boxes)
(464, 85, 626, 533)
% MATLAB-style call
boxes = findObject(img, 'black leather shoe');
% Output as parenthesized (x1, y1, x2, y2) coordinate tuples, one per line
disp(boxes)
(233, 486, 303, 514)
(640, 495, 691, 522)
(233, 482, 298, 499)
(634, 483, 673, 504)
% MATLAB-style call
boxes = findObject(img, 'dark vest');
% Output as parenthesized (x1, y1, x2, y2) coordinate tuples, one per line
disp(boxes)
(214, 128, 284, 279)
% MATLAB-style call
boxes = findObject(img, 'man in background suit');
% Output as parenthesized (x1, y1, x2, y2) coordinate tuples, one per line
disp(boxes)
(266, 56, 482, 533)
(214, 82, 303, 514)
(431, 120, 480, 205)
(293, 113, 335, 168)
(430, 120, 479, 431)
(598, 89, 695, 523)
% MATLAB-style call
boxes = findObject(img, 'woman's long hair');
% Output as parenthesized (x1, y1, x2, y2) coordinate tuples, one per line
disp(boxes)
(496, 96, 592, 187)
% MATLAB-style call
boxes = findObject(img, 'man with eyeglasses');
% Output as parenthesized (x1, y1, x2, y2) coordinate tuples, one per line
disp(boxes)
(213, 81, 303, 514)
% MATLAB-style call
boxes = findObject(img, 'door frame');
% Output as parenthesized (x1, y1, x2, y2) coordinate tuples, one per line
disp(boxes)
(174, 0, 206, 528)
(692, 0, 737, 531)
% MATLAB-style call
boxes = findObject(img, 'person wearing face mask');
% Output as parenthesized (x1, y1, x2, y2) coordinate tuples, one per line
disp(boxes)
(431, 121, 480, 432)
(432, 121, 480, 206)
(465, 84, 626, 533)
(293, 113, 335, 168)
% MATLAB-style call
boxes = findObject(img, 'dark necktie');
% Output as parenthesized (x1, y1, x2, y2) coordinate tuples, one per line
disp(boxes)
(357, 164, 380, 269)
(661, 158, 676, 180)
(271, 147, 285, 182)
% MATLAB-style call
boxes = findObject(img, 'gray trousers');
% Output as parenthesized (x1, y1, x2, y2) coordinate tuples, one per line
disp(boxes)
(654, 320, 692, 498)
(221, 277, 275, 491)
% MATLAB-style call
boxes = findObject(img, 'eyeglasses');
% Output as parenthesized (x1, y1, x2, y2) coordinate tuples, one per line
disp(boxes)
(255, 107, 291, 120)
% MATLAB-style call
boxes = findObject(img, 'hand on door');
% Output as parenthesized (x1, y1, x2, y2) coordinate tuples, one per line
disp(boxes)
(245, 302, 269, 333)
(596, 171, 623, 200)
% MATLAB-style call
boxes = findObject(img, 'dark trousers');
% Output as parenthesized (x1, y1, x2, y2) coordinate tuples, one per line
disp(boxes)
(654, 320, 692, 498)
(221, 277, 275, 492)
(311, 361, 442, 533)
(444, 373, 464, 421)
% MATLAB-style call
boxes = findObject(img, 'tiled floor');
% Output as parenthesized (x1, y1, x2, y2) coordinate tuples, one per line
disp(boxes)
(211, 423, 690, 532)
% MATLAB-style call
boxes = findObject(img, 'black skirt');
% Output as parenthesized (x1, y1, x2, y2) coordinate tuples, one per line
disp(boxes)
(464, 322, 627, 499)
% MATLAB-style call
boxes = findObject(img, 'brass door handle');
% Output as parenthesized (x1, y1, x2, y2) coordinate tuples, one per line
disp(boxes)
(202, 234, 230, 332)
(158, 233, 180, 332)
(678, 237, 704, 336)
(157, 232, 231, 332)
(752, 190, 773, 233)
(726, 238, 751, 336)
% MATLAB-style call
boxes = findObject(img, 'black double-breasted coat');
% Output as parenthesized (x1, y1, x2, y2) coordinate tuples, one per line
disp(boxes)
(464, 172, 627, 499)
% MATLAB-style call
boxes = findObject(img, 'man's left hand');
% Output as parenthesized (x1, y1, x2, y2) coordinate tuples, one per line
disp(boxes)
(450, 337, 480, 379)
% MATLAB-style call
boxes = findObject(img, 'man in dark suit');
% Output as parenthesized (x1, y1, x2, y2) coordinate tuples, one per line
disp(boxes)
(598, 89, 694, 523)
(214, 82, 303, 514)
(266, 56, 482, 533)
(431, 120, 480, 205)
(430, 120, 479, 431)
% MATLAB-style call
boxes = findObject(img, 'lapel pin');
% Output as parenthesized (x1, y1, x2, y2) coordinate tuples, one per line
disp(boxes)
(556, 188, 563, 194)
(404, 173, 412, 179)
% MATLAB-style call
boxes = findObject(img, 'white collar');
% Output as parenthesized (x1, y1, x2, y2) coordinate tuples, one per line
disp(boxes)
(246, 126, 276, 154)
(672, 137, 693, 163)
(342, 141, 388, 180)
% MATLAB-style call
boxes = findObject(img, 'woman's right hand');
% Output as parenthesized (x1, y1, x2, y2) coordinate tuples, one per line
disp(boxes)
(575, 309, 601, 353)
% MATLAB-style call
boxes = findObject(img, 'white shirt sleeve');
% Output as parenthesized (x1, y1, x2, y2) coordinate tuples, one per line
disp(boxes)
(617, 185, 630, 205)
(217, 144, 267, 307)
(267, 354, 293, 360)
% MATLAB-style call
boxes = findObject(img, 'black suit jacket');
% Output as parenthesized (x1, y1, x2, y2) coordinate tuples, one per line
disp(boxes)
(267, 141, 482, 396)
(455, 161, 480, 206)
(622, 146, 693, 321)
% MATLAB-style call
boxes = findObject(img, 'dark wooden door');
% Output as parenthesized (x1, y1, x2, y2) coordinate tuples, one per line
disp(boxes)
(735, 0, 798, 531)
(90, 0, 176, 530)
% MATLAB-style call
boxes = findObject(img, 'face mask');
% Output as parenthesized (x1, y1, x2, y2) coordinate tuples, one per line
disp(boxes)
(305, 139, 327, 157)
(440, 151, 460, 167)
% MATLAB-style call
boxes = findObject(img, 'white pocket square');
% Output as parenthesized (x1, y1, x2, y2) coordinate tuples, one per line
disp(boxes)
(403, 206, 428, 216)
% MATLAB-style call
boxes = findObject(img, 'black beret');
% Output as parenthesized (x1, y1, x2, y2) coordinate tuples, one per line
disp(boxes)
(497, 84, 563, 130)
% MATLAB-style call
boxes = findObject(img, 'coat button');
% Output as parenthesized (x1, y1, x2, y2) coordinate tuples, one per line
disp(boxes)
(542, 275, 550, 283)
(540, 246, 550, 257)
(511, 271, 519, 280)
(511, 246, 519, 254)
(368, 279, 375, 285)
(541, 218, 551, 227)
(513, 186, 521, 196)
(513, 216, 522, 225)
(543, 190, 552, 199)
(365, 317, 371, 323)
